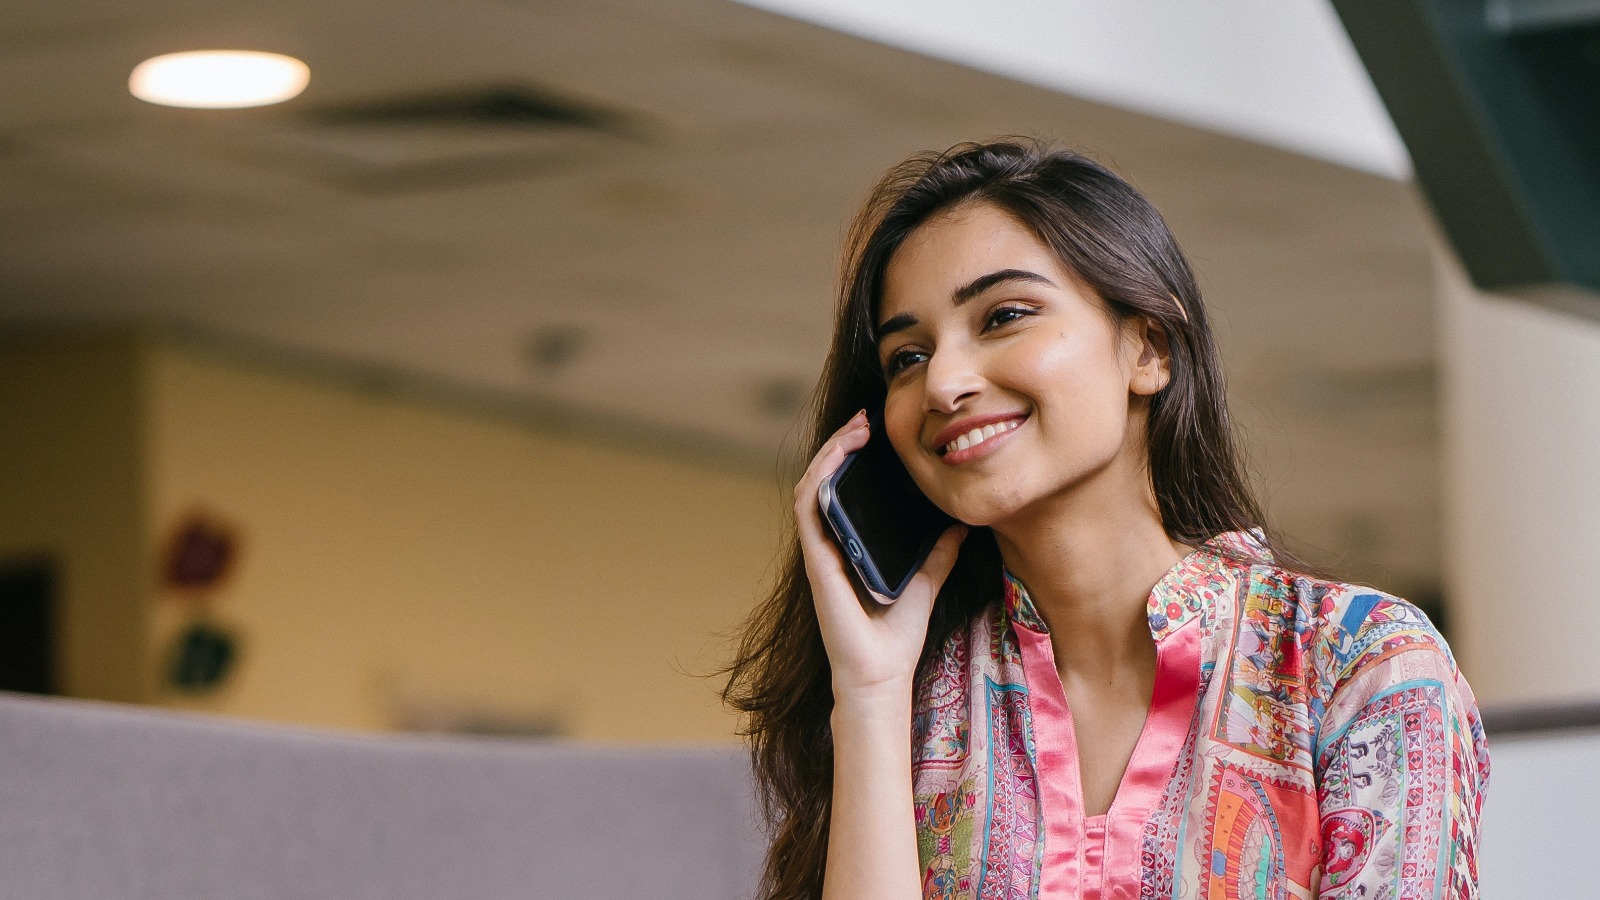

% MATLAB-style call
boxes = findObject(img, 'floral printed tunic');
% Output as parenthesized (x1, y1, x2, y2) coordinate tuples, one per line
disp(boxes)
(909, 530, 1488, 899)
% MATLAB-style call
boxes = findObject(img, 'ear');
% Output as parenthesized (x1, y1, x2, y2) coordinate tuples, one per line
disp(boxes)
(1124, 315, 1173, 397)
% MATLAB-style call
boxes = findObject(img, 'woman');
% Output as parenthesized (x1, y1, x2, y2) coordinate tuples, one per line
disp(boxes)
(722, 138, 1488, 900)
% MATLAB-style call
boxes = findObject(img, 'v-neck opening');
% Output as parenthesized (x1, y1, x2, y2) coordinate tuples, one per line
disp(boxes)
(1006, 567, 1208, 900)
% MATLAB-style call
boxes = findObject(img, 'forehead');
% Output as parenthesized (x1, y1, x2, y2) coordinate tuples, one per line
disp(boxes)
(879, 202, 1069, 321)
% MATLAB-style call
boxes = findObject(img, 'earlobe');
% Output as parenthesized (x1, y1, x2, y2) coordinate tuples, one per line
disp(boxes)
(1133, 360, 1170, 395)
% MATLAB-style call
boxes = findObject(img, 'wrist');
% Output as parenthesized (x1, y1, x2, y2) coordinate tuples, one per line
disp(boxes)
(831, 677, 915, 721)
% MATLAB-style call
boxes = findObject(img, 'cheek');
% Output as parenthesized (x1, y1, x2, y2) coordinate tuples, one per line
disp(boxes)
(883, 388, 960, 506)
(1014, 330, 1120, 399)
(1012, 334, 1131, 446)
(883, 390, 923, 465)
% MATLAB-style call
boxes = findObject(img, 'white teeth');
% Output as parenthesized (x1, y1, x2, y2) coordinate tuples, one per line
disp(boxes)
(944, 418, 1021, 455)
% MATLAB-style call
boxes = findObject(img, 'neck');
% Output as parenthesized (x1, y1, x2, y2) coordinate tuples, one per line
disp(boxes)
(992, 451, 1190, 679)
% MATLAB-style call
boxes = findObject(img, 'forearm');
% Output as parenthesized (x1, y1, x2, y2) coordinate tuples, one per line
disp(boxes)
(822, 685, 923, 900)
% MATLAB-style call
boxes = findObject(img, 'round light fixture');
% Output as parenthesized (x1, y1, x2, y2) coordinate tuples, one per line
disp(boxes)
(130, 50, 309, 109)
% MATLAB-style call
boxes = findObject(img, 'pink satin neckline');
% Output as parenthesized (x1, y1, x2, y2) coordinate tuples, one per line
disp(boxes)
(1013, 614, 1202, 900)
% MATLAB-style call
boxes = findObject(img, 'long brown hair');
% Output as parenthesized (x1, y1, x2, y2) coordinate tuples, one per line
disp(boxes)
(720, 137, 1288, 900)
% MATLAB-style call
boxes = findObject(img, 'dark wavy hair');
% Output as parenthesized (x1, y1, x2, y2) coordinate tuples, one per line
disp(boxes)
(720, 137, 1289, 900)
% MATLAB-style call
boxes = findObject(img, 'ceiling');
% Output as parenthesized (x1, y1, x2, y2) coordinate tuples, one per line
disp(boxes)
(739, 0, 1411, 179)
(0, 0, 1444, 594)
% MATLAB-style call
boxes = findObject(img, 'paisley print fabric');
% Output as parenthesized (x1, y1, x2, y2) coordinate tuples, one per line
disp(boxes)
(909, 531, 1488, 899)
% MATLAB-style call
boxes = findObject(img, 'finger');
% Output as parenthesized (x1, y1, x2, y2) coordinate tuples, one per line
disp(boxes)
(899, 525, 968, 610)
(800, 413, 869, 483)
(922, 524, 968, 587)
(818, 420, 871, 479)
(875, 525, 965, 640)
(820, 408, 869, 453)
(793, 423, 872, 566)
(792, 417, 871, 514)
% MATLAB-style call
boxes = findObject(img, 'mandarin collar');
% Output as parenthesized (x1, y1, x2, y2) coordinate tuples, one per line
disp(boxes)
(1002, 529, 1268, 642)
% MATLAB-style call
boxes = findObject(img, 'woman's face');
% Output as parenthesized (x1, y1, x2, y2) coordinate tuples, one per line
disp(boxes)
(874, 201, 1169, 528)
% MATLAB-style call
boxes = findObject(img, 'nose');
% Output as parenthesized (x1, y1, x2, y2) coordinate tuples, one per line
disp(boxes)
(921, 342, 984, 414)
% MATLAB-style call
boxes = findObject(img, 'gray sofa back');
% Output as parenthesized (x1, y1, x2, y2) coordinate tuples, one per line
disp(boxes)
(0, 692, 767, 899)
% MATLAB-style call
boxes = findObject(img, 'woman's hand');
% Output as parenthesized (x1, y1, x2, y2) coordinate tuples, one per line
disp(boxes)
(793, 409, 967, 706)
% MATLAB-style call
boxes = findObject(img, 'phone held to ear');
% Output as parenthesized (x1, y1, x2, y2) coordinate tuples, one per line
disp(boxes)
(816, 414, 957, 600)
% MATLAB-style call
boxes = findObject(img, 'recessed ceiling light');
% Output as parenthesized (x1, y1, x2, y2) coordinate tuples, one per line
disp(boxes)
(130, 50, 309, 109)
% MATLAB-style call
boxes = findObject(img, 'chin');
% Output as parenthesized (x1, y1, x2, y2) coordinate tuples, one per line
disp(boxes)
(933, 485, 1030, 529)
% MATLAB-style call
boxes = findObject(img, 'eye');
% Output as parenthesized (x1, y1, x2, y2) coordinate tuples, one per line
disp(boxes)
(882, 347, 928, 379)
(982, 304, 1034, 331)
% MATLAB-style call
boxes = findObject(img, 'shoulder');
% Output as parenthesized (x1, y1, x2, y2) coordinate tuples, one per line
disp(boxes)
(1256, 572, 1484, 766)
(1234, 565, 1467, 719)
(1299, 575, 1455, 686)
(1239, 564, 1451, 667)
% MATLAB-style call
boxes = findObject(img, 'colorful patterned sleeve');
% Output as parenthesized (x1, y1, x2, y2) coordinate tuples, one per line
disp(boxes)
(1311, 590, 1490, 899)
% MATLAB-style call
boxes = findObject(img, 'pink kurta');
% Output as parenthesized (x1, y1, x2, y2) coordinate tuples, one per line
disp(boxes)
(909, 531, 1488, 899)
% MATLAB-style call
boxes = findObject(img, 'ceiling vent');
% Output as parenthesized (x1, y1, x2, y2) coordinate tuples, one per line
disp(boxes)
(235, 83, 647, 194)
(307, 84, 634, 132)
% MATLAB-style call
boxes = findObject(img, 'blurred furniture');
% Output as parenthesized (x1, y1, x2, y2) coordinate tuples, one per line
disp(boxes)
(1477, 721, 1600, 899)
(3, 689, 1585, 898)
(0, 691, 765, 899)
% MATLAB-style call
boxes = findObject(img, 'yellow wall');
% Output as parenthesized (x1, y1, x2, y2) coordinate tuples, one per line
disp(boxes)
(0, 331, 150, 703)
(142, 341, 783, 742)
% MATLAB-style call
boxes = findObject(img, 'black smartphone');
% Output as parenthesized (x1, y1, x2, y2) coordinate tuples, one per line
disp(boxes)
(816, 414, 956, 600)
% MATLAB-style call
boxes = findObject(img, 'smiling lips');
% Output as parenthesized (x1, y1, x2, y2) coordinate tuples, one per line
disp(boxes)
(933, 413, 1028, 462)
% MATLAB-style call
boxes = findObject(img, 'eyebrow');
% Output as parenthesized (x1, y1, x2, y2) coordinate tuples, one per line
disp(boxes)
(874, 268, 1058, 345)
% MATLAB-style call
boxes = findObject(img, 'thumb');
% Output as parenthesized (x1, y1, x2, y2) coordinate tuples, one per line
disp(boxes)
(903, 524, 967, 610)
(925, 524, 968, 585)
